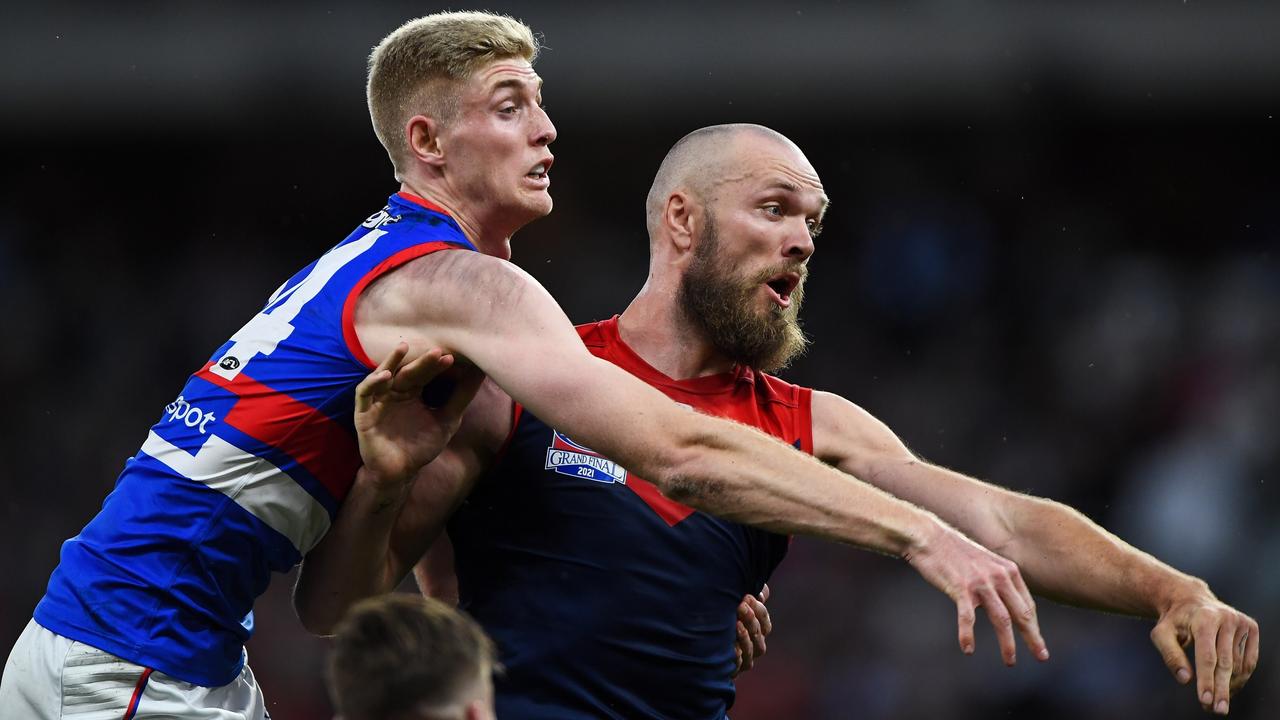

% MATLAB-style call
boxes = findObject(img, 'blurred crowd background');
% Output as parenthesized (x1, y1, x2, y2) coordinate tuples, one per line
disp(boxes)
(2, 1, 1276, 718)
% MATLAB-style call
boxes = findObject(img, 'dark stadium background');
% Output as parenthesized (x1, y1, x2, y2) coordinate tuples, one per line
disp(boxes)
(2, 2, 1276, 718)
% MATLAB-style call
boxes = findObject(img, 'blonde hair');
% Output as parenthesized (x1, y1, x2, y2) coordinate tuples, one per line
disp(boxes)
(367, 11, 540, 177)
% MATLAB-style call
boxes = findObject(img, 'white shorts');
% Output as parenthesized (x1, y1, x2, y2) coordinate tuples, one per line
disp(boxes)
(0, 619, 269, 720)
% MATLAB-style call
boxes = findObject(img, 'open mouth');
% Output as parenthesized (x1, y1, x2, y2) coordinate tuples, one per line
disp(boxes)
(764, 272, 801, 308)
(526, 155, 554, 182)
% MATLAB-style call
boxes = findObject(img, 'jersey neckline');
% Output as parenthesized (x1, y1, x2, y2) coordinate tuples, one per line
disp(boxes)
(394, 191, 452, 217)
(595, 316, 755, 396)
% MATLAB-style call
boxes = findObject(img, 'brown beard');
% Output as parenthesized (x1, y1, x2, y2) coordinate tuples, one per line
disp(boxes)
(676, 214, 810, 373)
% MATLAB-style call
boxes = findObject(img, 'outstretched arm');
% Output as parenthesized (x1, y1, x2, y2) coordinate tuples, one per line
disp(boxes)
(811, 390, 1259, 714)
(347, 249, 1047, 664)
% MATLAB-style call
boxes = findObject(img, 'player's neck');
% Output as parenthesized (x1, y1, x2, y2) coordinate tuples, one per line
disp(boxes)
(398, 181, 514, 260)
(618, 286, 737, 380)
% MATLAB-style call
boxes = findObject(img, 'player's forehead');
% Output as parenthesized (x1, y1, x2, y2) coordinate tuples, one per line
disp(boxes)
(468, 58, 542, 97)
(726, 135, 828, 211)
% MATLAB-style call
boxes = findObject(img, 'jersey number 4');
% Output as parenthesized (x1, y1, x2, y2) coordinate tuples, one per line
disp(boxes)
(210, 230, 387, 381)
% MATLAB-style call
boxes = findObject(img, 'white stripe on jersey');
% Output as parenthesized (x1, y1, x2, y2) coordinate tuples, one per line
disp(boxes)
(140, 431, 331, 554)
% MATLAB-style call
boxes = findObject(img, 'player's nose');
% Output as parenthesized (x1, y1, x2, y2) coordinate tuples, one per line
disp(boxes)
(783, 221, 815, 262)
(533, 105, 556, 146)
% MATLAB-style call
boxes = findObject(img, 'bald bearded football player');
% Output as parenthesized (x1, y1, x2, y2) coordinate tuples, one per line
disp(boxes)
(296, 124, 1258, 719)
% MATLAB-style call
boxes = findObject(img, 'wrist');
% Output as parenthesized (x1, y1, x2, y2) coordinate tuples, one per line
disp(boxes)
(1155, 575, 1214, 617)
(355, 466, 415, 504)
(899, 510, 945, 562)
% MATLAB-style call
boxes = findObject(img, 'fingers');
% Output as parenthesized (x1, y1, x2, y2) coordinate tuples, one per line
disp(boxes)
(1150, 620, 1193, 686)
(390, 347, 452, 395)
(738, 597, 766, 658)
(1233, 619, 1259, 693)
(759, 583, 771, 603)
(976, 585, 1018, 666)
(956, 594, 977, 656)
(355, 342, 410, 415)
(747, 595, 773, 638)
(377, 342, 410, 373)
(1192, 613, 1221, 713)
(998, 566, 1049, 662)
(1212, 618, 1234, 714)
(354, 368, 392, 414)
(734, 619, 754, 675)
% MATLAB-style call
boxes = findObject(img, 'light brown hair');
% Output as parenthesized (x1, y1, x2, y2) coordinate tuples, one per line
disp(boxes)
(328, 594, 496, 720)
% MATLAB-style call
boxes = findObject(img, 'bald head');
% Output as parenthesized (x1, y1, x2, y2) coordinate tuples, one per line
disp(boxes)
(644, 124, 806, 241)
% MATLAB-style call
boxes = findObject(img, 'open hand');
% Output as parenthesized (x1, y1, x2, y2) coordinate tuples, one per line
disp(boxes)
(1150, 590, 1259, 715)
(354, 343, 483, 487)
(906, 520, 1049, 666)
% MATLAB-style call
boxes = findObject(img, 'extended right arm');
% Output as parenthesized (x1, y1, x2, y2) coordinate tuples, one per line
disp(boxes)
(347, 249, 1047, 658)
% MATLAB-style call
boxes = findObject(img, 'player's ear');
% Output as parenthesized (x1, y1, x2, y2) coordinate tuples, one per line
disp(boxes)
(664, 191, 696, 253)
(406, 115, 445, 168)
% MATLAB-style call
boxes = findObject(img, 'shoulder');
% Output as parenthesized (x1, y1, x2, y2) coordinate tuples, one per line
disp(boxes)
(809, 390, 913, 465)
(810, 390, 868, 431)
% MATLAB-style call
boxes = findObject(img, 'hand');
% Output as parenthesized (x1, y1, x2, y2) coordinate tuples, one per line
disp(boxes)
(354, 343, 484, 488)
(733, 584, 772, 677)
(1149, 589, 1259, 715)
(905, 520, 1049, 666)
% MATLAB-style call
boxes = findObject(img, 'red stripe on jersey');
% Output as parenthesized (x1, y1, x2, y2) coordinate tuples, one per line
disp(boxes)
(395, 192, 453, 216)
(493, 403, 525, 467)
(624, 476, 695, 526)
(121, 667, 153, 719)
(196, 363, 361, 501)
(342, 242, 469, 369)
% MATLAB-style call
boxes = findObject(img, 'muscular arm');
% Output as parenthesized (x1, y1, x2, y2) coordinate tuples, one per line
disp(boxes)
(301, 249, 1046, 663)
(812, 390, 1259, 708)
(358, 250, 946, 547)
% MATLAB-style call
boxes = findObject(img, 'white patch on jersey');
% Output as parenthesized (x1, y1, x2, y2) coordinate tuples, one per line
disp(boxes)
(140, 431, 331, 554)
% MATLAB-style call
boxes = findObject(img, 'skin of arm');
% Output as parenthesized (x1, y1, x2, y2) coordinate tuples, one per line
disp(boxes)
(811, 389, 1260, 712)
(354, 249, 949, 547)
(294, 373, 504, 635)
(298, 248, 1048, 663)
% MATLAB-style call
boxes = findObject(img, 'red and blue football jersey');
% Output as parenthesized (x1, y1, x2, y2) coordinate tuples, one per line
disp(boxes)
(35, 192, 474, 686)
(448, 316, 813, 719)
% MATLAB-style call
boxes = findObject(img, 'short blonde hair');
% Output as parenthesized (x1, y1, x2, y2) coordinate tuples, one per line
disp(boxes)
(367, 11, 540, 176)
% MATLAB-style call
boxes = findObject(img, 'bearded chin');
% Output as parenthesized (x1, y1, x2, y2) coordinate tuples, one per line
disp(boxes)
(676, 219, 810, 373)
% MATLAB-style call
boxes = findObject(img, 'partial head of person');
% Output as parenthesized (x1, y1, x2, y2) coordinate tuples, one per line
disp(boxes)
(368, 11, 556, 252)
(644, 124, 829, 373)
(328, 594, 497, 720)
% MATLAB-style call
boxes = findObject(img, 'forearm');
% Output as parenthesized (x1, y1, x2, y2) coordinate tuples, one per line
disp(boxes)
(293, 467, 409, 635)
(865, 454, 1211, 617)
(1001, 496, 1210, 617)
(657, 415, 945, 556)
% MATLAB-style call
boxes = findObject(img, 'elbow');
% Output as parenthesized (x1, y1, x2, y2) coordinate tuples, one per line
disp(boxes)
(294, 604, 336, 638)
(292, 581, 338, 637)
